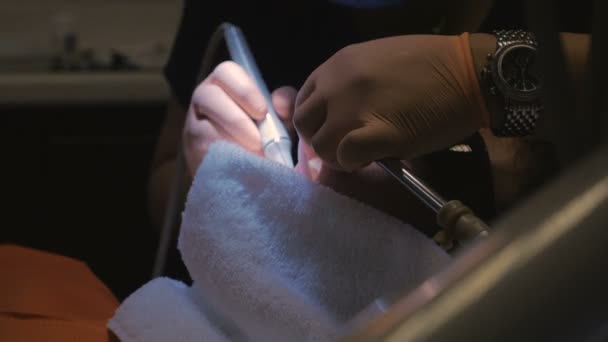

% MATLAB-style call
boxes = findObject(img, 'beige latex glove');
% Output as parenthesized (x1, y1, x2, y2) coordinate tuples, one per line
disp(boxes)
(266, 89, 435, 233)
(293, 33, 490, 171)
(183, 61, 296, 176)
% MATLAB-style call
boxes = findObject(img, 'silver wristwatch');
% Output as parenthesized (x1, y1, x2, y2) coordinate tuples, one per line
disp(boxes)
(482, 30, 544, 137)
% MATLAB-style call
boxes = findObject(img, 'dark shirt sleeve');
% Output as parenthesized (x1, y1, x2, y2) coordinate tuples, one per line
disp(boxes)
(480, 0, 592, 33)
(164, 0, 359, 108)
(164, 1, 229, 108)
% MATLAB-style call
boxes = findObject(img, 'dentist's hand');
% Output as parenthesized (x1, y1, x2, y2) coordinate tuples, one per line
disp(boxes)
(293, 33, 491, 171)
(183, 61, 296, 176)
(223, 80, 456, 235)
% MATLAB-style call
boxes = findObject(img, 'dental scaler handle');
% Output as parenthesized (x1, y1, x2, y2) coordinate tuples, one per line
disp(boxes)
(377, 159, 489, 251)
(377, 159, 446, 214)
(223, 24, 294, 167)
(341, 163, 491, 333)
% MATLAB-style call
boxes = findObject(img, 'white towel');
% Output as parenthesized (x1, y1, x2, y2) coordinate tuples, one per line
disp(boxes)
(179, 141, 449, 341)
(108, 277, 230, 342)
(109, 141, 449, 341)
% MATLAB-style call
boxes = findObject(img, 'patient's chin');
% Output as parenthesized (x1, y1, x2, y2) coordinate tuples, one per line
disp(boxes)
(317, 163, 438, 237)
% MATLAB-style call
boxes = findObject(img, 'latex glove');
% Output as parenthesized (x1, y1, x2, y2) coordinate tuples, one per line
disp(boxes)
(267, 84, 443, 233)
(293, 33, 490, 171)
(183, 61, 296, 176)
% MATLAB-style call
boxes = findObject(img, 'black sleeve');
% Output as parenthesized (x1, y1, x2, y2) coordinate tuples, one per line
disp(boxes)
(164, 0, 359, 108)
(163, 1, 231, 108)
(480, 0, 592, 33)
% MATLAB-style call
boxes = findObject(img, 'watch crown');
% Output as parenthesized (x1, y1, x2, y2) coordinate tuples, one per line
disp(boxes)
(481, 66, 492, 78)
(486, 53, 493, 61)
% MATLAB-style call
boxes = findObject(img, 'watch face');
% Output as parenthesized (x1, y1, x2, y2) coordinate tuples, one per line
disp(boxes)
(495, 44, 542, 100)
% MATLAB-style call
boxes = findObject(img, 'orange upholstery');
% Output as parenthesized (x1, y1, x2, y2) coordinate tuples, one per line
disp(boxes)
(0, 245, 119, 341)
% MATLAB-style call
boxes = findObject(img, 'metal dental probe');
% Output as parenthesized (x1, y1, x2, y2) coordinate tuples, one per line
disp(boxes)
(223, 24, 294, 168)
(339, 162, 491, 331)
(376, 159, 490, 251)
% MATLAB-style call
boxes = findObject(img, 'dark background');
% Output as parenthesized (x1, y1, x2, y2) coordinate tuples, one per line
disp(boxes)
(1, 103, 164, 299)
(0, 0, 592, 301)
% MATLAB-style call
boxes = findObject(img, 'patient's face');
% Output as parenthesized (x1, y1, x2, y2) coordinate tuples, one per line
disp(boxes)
(317, 163, 439, 237)
(296, 140, 495, 238)
(296, 141, 437, 236)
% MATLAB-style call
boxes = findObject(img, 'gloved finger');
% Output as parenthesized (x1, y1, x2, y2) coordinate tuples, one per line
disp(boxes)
(295, 141, 323, 181)
(293, 92, 327, 145)
(271, 86, 297, 133)
(294, 70, 318, 107)
(337, 124, 400, 172)
(272, 86, 297, 120)
(191, 81, 262, 151)
(209, 61, 267, 121)
(310, 122, 344, 170)
(183, 110, 223, 176)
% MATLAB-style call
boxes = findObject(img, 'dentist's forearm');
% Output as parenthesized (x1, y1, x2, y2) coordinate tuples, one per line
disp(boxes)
(468, 32, 591, 131)
(468, 33, 590, 211)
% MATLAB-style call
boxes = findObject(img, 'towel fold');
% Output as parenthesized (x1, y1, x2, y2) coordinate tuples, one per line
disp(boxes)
(110, 141, 449, 341)
(178, 142, 449, 341)
(108, 277, 230, 342)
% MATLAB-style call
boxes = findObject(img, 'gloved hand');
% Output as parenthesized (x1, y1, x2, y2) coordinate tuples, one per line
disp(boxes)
(268, 86, 433, 229)
(293, 33, 490, 171)
(183, 65, 441, 229)
(183, 61, 297, 176)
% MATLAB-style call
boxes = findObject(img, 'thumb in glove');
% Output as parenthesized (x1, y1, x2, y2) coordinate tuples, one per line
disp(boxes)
(293, 33, 490, 171)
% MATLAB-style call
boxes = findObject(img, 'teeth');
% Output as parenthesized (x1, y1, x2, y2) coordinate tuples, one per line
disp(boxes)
(308, 157, 322, 174)
(449, 144, 472, 153)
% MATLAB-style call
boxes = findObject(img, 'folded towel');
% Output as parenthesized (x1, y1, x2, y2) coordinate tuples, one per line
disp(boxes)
(177, 141, 450, 341)
(108, 277, 230, 342)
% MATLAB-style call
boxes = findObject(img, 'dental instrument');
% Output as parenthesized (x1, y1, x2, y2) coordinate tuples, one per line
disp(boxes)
(223, 23, 488, 247)
(223, 24, 294, 167)
(343, 159, 492, 329)
(376, 159, 489, 251)
(152, 22, 294, 278)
